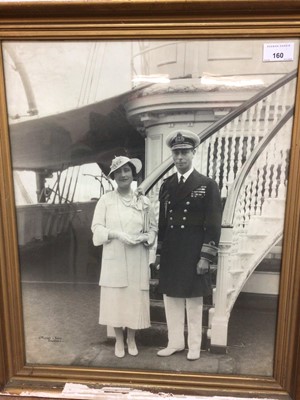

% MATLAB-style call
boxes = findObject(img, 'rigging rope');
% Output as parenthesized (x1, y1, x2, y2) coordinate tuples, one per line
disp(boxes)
(77, 42, 106, 106)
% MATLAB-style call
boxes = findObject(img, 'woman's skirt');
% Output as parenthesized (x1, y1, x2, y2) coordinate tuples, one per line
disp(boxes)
(99, 247, 150, 329)
(99, 285, 150, 329)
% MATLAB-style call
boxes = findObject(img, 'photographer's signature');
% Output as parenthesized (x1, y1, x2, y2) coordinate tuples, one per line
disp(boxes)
(39, 335, 63, 343)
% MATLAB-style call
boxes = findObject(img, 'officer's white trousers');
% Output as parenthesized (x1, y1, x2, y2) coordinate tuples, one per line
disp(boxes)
(163, 295, 203, 351)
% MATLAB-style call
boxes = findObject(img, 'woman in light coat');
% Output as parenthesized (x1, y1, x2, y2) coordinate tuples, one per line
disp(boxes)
(91, 156, 157, 358)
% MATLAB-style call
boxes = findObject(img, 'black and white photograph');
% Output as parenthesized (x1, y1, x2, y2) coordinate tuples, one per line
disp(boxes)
(2, 38, 299, 376)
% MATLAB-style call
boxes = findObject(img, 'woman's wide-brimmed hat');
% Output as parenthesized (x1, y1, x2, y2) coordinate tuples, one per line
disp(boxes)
(108, 156, 142, 178)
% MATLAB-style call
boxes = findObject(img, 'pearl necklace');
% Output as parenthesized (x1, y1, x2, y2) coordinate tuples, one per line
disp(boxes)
(117, 189, 134, 207)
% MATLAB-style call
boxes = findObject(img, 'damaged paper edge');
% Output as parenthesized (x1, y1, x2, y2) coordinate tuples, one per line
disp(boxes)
(11, 383, 279, 400)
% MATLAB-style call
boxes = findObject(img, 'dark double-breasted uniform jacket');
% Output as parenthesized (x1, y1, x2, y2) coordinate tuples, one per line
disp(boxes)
(157, 169, 222, 298)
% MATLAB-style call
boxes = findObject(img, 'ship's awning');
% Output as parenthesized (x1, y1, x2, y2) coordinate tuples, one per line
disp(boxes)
(8, 89, 145, 176)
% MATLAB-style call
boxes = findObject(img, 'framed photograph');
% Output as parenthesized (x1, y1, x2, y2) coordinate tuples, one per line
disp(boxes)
(1, 1, 300, 399)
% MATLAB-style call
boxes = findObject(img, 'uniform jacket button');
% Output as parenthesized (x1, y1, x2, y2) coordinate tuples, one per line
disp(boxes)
(170, 225, 174, 229)
(184, 209, 187, 213)
(181, 225, 185, 229)
(183, 216, 186, 220)
(170, 217, 173, 220)
(186, 201, 190, 205)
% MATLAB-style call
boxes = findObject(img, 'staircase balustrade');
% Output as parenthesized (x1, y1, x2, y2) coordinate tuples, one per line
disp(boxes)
(210, 111, 294, 349)
(209, 92, 296, 349)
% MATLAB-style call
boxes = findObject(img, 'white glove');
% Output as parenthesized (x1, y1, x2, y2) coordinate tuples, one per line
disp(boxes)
(109, 230, 138, 245)
(196, 258, 210, 275)
(143, 232, 156, 247)
(136, 233, 150, 244)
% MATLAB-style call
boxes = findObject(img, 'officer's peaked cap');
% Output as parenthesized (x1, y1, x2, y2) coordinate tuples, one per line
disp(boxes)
(166, 129, 200, 150)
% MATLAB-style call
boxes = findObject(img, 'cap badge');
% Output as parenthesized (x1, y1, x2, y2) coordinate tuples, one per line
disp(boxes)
(174, 132, 185, 144)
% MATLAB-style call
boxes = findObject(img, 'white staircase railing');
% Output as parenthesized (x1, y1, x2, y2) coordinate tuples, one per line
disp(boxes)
(209, 107, 294, 349)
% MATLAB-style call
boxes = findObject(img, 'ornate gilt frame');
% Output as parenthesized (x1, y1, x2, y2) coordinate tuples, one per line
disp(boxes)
(1, 1, 300, 398)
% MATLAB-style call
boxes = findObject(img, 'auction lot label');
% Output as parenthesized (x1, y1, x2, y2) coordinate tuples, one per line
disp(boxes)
(263, 43, 294, 62)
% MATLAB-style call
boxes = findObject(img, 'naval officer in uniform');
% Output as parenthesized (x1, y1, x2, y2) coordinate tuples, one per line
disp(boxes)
(156, 129, 222, 361)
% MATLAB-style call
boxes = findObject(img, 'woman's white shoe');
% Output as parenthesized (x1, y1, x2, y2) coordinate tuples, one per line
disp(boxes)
(115, 341, 125, 358)
(127, 339, 138, 356)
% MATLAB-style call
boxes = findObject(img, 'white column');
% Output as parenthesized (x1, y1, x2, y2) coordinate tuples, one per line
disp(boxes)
(209, 227, 233, 350)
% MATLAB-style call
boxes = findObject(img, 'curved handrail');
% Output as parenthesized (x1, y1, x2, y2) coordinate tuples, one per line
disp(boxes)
(222, 106, 294, 227)
(198, 69, 296, 144)
(139, 69, 297, 195)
